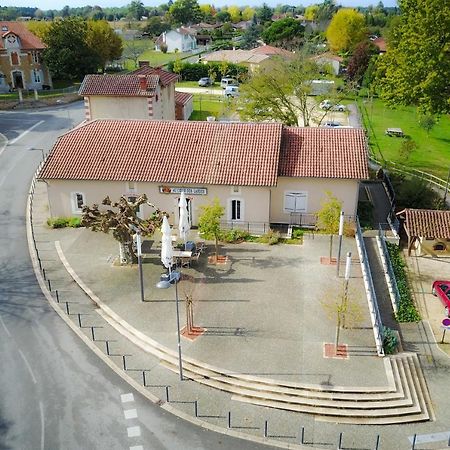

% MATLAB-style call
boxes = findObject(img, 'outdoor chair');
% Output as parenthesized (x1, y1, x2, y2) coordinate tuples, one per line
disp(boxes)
(191, 251, 201, 264)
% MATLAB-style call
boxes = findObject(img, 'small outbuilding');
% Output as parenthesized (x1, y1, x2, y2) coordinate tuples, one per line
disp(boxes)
(396, 208, 450, 256)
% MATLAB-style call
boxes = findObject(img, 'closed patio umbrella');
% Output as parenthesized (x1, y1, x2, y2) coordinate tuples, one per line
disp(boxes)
(161, 215, 173, 272)
(178, 192, 190, 249)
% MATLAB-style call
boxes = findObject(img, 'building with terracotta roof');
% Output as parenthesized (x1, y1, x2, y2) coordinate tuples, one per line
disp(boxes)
(250, 45, 294, 59)
(372, 37, 387, 54)
(175, 91, 193, 120)
(201, 50, 272, 73)
(396, 208, 450, 256)
(38, 120, 368, 228)
(0, 21, 52, 92)
(79, 66, 179, 121)
(311, 53, 343, 76)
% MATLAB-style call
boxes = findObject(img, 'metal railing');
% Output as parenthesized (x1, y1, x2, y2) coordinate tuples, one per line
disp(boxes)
(377, 225, 400, 314)
(355, 216, 385, 356)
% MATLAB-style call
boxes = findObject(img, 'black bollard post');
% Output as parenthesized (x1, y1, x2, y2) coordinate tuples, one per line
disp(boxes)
(47, 279, 51, 291)
(338, 432, 343, 450)
(300, 426, 305, 444)
(91, 327, 95, 340)
(375, 434, 380, 450)
(55, 290, 59, 303)
(264, 420, 268, 438)
(42, 268, 46, 280)
(105, 340, 110, 355)
(65, 302, 70, 314)
(194, 400, 198, 417)
(77, 314, 82, 327)
(165, 386, 170, 402)
(227, 411, 231, 429)
(142, 371, 147, 387)
(122, 355, 127, 370)
(411, 434, 416, 450)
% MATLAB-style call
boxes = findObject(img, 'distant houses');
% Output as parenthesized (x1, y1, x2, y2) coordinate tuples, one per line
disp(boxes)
(155, 28, 197, 53)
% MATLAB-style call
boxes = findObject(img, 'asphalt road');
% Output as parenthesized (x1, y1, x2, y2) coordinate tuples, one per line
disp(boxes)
(0, 104, 274, 450)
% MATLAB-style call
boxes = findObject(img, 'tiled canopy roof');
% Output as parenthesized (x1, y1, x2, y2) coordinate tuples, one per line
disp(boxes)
(0, 21, 45, 50)
(39, 120, 284, 187)
(130, 66, 179, 86)
(399, 209, 450, 239)
(250, 45, 293, 57)
(175, 91, 193, 105)
(279, 127, 369, 179)
(79, 74, 159, 97)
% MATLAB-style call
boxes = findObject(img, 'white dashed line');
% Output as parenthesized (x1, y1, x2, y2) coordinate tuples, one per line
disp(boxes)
(130, 446, 143, 450)
(121, 393, 134, 403)
(127, 426, 141, 438)
(18, 349, 37, 384)
(8, 120, 45, 145)
(408, 431, 450, 444)
(39, 401, 45, 450)
(124, 409, 138, 419)
(0, 314, 11, 336)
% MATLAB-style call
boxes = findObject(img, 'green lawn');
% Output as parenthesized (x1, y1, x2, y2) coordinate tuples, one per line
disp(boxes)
(138, 50, 190, 66)
(177, 80, 220, 89)
(190, 94, 234, 121)
(359, 97, 450, 179)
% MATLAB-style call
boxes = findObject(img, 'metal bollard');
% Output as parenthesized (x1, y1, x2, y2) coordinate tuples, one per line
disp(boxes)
(338, 432, 343, 450)
(91, 327, 95, 341)
(55, 290, 59, 303)
(375, 434, 380, 450)
(300, 426, 305, 444)
(165, 386, 170, 402)
(42, 268, 46, 280)
(65, 302, 70, 314)
(264, 420, 268, 438)
(105, 340, 110, 355)
(48, 279, 51, 291)
(142, 371, 147, 387)
(411, 434, 416, 450)
(194, 400, 198, 417)
(227, 411, 231, 429)
(122, 355, 127, 370)
(77, 314, 82, 327)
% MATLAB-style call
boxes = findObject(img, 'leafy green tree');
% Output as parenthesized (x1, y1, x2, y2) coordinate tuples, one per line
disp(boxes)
(418, 113, 437, 135)
(376, 0, 450, 115)
(238, 57, 321, 126)
(226, 5, 241, 23)
(240, 22, 262, 49)
(81, 195, 165, 265)
(42, 18, 100, 80)
(143, 16, 171, 38)
(169, 0, 202, 25)
(316, 0, 338, 23)
(316, 191, 343, 260)
(242, 6, 255, 21)
(256, 3, 273, 23)
(86, 20, 123, 72)
(128, 1, 146, 20)
(261, 17, 304, 49)
(198, 198, 225, 263)
(216, 9, 231, 23)
(326, 9, 367, 52)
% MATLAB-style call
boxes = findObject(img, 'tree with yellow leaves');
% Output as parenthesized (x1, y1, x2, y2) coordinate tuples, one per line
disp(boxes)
(326, 9, 367, 52)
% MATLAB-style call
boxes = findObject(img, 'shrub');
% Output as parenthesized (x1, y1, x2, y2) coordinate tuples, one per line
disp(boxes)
(220, 229, 250, 243)
(292, 227, 304, 239)
(382, 326, 398, 354)
(386, 242, 421, 322)
(167, 61, 248, 82)
(47, 216, 82, 229)
(258, 229, 281, 245)
(160, 43, 168, 53)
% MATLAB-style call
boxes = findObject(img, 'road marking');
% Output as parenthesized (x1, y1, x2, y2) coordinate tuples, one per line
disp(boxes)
(39, 401, 45, 450)
(18, 349, 37, 384)
(408, 431, 450, 444)
(8, 120, 44, 145)
(0, 133, 7, 157)
(121, 393, 134, 403)
(130, 446, 143, 450)
(0, 314, 11, 336)
(124, 409, 138, 419)
(127, 426, 141, 438)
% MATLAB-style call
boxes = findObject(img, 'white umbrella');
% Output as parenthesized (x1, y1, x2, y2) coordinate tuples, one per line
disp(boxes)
(160, 216, 173, 271)
(178, 192, 190, 249)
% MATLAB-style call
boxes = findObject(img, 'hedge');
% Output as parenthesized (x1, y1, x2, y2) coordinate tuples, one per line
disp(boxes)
(47, 217, 82, 229)
(386, 242, 421, 322)
(167, 61, 248, 82)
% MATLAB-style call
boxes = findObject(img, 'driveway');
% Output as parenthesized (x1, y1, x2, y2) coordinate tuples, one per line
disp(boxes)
(176, 86, 224, 96)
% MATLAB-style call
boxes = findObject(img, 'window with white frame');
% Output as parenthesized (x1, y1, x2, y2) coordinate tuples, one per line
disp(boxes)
(71, 192, 85, 213)
(284, 191, 308, 213)
(32, 69, 41, 83)
(31, 51, 40, 63)
(229, 198, 243, 221)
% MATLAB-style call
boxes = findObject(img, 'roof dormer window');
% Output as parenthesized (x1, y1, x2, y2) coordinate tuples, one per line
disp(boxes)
(2, 26, 8, 32)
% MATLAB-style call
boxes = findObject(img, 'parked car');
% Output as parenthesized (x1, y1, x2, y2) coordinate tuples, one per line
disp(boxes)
(221, 77, 238, 89)
(224, 85, 239, 97)
(319, 100, 346, 112)
(322, 121, 343, 128)
(432, 280, 450, 316)
(198, 77, 213, 87)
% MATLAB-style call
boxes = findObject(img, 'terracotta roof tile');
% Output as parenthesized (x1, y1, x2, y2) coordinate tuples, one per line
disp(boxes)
(279, 127, 369, 179)
(250, 45, 294, 57)
(399, 209, 450, 239)
(175, 91, 193, 105)
(39, 120, 283, 187)
(130, 66, 179, 86)
(79, 74, 159, 97)
(0, 21, 45, 50)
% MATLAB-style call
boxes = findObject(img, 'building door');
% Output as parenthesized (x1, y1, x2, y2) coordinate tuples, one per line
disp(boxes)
(12, 70, 23, 89)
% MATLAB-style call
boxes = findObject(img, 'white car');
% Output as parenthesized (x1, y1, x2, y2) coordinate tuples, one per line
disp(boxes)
(224, 86, 239, 97)
(320, 100, 346, 112)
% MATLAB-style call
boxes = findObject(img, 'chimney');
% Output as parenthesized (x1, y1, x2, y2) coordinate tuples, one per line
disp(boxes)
(138, 74, 147, 90)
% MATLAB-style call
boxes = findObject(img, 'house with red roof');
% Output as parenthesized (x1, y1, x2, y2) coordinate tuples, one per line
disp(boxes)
(78, 66, 192, 121)
(155, 28, 197, 53)
(0, 21, 52, 92)
(38, 120, 368, 228)
(311, 53, 343, 76)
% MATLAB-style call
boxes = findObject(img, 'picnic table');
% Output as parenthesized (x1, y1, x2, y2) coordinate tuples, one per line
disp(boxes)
(385, 128, 404, 137)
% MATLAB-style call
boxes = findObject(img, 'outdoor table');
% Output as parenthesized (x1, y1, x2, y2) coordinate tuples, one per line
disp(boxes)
(172, 250, 193, 267)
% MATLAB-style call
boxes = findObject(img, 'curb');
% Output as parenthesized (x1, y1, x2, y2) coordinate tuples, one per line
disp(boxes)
(26, 180, 314, 450)
(0, 132, 8, 157)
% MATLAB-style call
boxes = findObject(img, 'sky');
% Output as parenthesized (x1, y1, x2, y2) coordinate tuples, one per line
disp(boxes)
(0, 0, 399, 10)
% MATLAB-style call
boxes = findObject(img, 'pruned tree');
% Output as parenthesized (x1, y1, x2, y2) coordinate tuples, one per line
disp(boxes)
(316, 191, 343, 261)
(81, 195, 165, 265)
(197, 198, 225, 263)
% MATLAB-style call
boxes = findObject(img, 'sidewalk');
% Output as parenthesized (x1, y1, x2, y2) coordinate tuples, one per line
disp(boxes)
(29, 180, 450, 450)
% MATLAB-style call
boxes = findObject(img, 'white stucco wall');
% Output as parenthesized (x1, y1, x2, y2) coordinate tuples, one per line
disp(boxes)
(270, 177, 359, 223)
(88, 96, 150, 120)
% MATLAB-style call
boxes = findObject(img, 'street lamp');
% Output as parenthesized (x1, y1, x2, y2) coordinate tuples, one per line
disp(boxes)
(28, 147, 45, 161)
(336, 211, 345, 276)
(156, 270, 183, 381)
